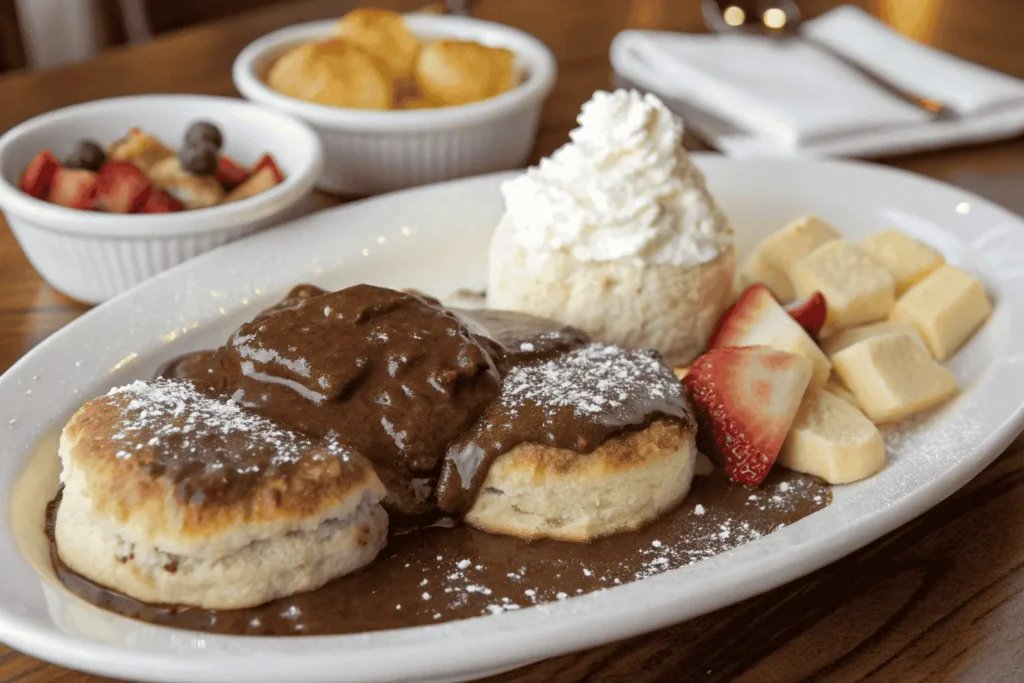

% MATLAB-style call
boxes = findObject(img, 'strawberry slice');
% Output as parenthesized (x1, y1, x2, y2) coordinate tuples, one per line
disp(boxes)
(95, 161, 152, 213)
(706, 283, 831, 389)
(215, 155, 250, 189)
(20, 150, 60, 199)
(49, 168, 99, 210)
(785, 292, 828, 339)
(684, 346, 813, 485)
(223, 166, 279, 203)
(142, 188, 183, 213)
(253, 153, 285, 183)
(708, 284, 779, 350)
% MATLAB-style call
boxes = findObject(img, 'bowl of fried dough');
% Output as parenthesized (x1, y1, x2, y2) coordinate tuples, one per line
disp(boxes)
(233, 8, 557, 195)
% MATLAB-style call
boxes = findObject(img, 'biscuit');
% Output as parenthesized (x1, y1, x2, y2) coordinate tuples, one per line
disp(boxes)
(487, 215, 736, 366)
(465, 419, 696, 542)
(453, 342, 697, 542)
(54, 379, 387, 609)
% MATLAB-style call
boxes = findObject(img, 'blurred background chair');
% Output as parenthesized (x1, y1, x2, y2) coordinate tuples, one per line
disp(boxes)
(0, 0, 28, 71)
(4, 0, 301, 71)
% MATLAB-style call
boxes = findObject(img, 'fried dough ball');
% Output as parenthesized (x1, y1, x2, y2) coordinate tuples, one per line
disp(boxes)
(414, 40, 517, 107)
(336, 8, 420, 80)
(267, 39, 393, 109)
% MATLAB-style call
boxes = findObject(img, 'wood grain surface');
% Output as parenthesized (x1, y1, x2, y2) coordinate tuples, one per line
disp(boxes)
(1, 0, 1023, 681)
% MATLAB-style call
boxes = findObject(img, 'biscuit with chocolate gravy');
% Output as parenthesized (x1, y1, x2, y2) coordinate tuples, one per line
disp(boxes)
(443, 343, 697, 542)
(464, 419, 695, 542)
(54, 378, 387, 609)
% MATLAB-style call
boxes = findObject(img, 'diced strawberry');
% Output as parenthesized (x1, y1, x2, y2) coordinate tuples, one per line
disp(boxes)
(19, 150, 60, 199)
(683, 346, 813, 485)
(95, 161, 152, 213)
(142, 188, 183, 213)
(49, 168, 98, 210)
(215, 155, 250, 189)
(223, 166, 278, 203)
(706, 282, 830, 389)
(708, 284, 774, 349)
(252, 153, 285, 183)
(785, 292, 828, 339)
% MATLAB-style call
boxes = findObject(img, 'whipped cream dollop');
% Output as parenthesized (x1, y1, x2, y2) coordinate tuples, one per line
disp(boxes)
(501, 89, 732, 266)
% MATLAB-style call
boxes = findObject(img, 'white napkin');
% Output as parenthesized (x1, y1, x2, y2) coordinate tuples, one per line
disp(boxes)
(610, 5, 1024, 158)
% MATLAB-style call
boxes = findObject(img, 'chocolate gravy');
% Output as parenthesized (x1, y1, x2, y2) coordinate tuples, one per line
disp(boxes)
(166, 285, 505, 514)
(162, 285, 689, 515)
(47, 470, 829, 635)
(50, 283, 833, 636)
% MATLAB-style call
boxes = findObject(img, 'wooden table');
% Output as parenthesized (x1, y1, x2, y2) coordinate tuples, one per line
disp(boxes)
(2, 0, 1023, 681)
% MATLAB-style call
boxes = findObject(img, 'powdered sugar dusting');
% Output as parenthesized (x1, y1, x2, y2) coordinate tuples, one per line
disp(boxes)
(100, 379, 351, 482)
(501, 343, 685, 417)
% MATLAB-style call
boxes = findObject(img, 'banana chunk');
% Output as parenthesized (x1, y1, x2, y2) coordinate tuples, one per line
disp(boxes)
(779, 389, 885, 484)
(889, 264, 993, 361)
(860, 229, 945, 295)
(760, 215, 841, 270)
(741, 215, 839, 303)
(740, 250, 794, 303)
(823, 374, 859, 408)
(832, 332, 957, 424)
(790, 241, 895, 332)
(822, 320, 928, 359)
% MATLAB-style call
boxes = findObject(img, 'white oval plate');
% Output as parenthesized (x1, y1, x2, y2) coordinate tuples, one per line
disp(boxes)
(2, 155, 1024, 683)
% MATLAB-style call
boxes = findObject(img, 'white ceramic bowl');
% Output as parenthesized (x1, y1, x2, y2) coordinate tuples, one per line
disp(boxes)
(0, 95, 324, 304)
(233, 15, 557, 195)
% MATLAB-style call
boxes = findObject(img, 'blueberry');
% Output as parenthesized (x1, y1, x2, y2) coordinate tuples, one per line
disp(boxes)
(178, 141, 219, 176)
(65, 140, 106, 171)
(184, 121, 223, 151)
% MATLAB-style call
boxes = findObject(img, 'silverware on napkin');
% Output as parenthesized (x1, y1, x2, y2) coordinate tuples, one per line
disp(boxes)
(701, 0, 952, 119)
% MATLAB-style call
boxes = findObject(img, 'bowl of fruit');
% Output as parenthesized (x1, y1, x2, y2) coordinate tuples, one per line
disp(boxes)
(0, 95, 323, 303)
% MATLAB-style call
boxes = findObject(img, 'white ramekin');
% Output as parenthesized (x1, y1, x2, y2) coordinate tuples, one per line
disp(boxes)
(233, 15, 557, 196)
(0, 95, 324, 304)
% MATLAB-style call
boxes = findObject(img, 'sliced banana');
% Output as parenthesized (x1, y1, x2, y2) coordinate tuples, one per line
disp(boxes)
(778, 389, 885, 484)
(832, 332, 957, 423)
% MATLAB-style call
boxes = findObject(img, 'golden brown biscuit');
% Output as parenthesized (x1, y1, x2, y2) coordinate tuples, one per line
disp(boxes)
(465, 419, 696, 542)
(54, 378, 388, 609)
(335, 8, 420, 80)
(267, 39, 394, 109)
(414, 39, 517, 106)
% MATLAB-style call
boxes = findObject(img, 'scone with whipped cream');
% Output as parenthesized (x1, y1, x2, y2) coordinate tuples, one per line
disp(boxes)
(488, 89, 735, 366)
